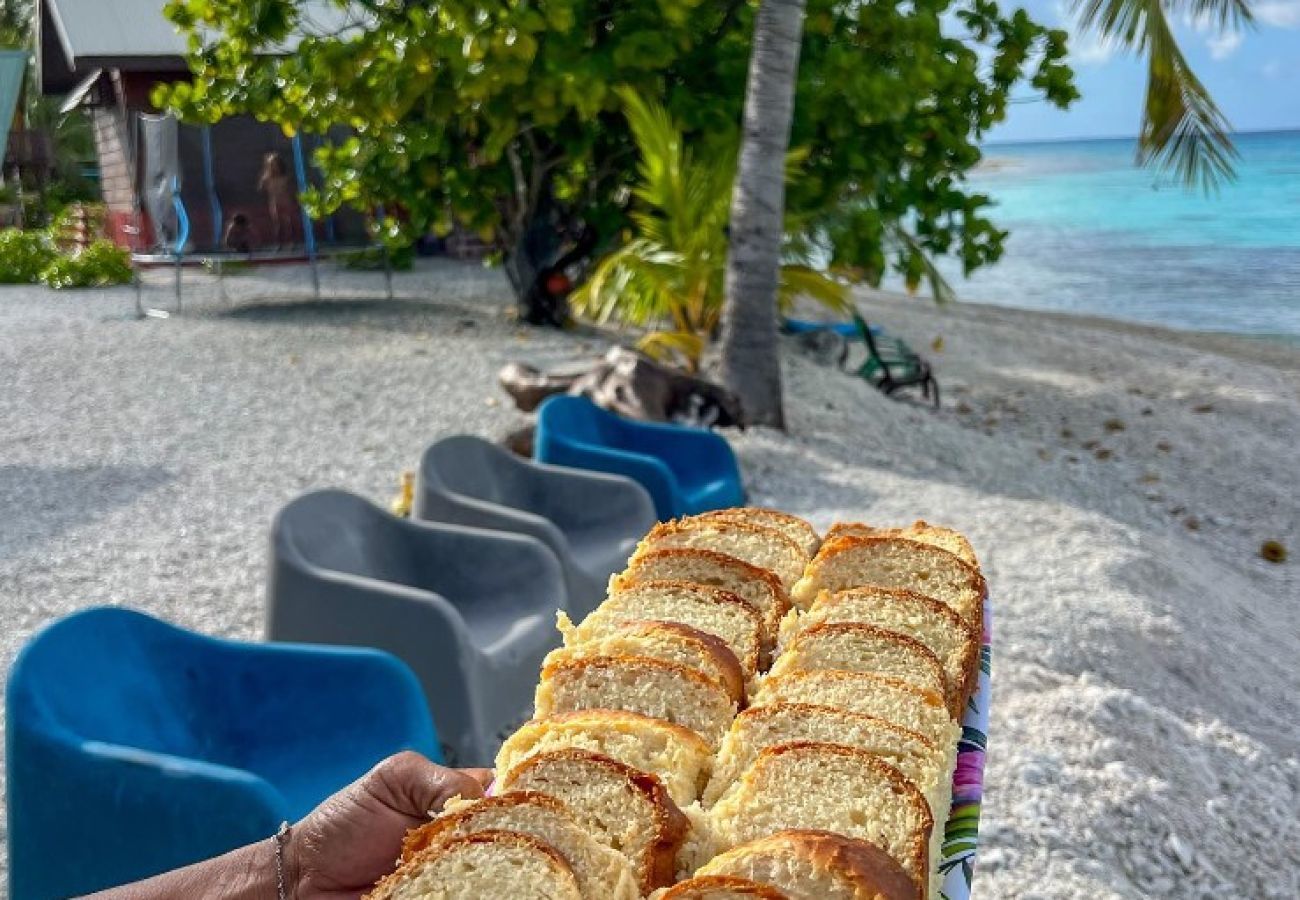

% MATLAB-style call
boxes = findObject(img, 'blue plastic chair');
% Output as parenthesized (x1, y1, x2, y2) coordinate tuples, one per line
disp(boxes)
(6, 606, 438, 900)
(534, 395, 744, 520)
(782, 316, 883, 338)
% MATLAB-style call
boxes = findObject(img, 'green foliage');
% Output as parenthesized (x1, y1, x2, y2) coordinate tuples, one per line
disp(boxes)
(341, 244, 415, 272)
(159, 0, 1077, 302)
(40, 240, 133, 289)
(573, 90, 847, 371)
(0, 228, 56, 283)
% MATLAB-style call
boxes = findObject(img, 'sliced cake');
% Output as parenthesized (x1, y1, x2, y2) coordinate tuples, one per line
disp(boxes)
(753, 671, 960, 751)
(543, 620, 746, 704)
(400, 791, 639, 899)
(690, 830, 919, 900)
(792, 536, 985, 623)
(788, 588, 980, 715)
(535, 655, 737, 747)
(686, 508, 822, 559)
(612, 548, 792, 644)
(636, 519, 807, 588)
(824, 521, 978, 570)
(706, 743, 933, 900)
(498, 749, 690, 894)
(496, 710, 713, 807)
(765, 622, 949, 701)
(365, 831, 582, 900)
(560, 580, 766, 677)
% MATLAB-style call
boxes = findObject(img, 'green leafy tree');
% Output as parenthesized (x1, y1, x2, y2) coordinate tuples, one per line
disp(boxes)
(158, 0, 1074, 326)
(572, 89, 846, 373)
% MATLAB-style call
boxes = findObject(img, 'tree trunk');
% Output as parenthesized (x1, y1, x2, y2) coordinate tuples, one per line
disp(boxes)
(718, 0, 807, 429)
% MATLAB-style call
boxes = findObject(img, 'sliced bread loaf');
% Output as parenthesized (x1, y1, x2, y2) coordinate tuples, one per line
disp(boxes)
(561, 580, 766, 677)
(364, 830, 582, 900)
(790, 588, 980, 716)
(400, 791, 639, 899)
(535, 655, 737, 747)
(612, 548, 791, 644)
(544, 620, 746, 704)
(753, 671, 960, 751)
(691, 829, 919, 900)
(686, 508, 821, 559)
(656, 875, 790, 898)
(765, 623, 949, 702)
(498, 748, 690, 894)
(496, 709, 713, 807)
(792, 536, 985, 624)
(706, 743, 933, 900)
(824, 521, 978, 570)
(636, 519, 807, 588)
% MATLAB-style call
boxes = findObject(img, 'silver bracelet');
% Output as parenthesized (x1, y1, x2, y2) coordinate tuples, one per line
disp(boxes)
(274, 821, 291, 900)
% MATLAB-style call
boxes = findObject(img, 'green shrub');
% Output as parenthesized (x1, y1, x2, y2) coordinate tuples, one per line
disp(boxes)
(0, 229, 58, 284)
(40, 240, 133, 289)
(341, 244, 415, 271)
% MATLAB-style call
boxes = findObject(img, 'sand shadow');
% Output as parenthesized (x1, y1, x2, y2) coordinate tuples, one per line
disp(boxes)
(0, 464, 175, 558)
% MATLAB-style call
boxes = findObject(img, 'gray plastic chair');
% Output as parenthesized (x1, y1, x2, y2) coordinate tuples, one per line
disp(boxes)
(266, 489, 566, 766)
(414, 435, 656, 618)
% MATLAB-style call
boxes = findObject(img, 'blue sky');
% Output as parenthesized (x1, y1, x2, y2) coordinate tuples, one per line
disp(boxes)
(988, 0, 1300, 142)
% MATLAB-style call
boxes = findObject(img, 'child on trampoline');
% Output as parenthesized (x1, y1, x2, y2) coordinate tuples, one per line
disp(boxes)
(257, 152, 302, 250)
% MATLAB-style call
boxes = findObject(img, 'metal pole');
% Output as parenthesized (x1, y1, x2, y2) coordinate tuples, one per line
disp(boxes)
(290, 133, 320, 300)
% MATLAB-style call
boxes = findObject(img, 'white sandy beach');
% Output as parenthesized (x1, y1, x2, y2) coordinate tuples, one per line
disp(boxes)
(1, 259, 1296, 897)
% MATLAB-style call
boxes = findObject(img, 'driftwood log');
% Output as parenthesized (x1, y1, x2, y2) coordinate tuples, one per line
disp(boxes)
(499, 347, 744, 429)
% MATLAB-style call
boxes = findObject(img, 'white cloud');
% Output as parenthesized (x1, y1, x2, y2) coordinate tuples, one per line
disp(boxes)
(1207, 31, 1243, 59)
(1256, 0, 1300, 28)
(1072, 32, 1119, 65)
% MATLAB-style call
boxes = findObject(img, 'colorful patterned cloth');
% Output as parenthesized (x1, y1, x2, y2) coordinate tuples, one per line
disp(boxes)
(939, 601, 992, 899)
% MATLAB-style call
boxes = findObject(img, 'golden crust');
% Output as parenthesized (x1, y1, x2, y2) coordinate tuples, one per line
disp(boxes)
(809, 587, 981, 715)
(684, 508, 822, 559)
(799, 535, 986, 625)
(771, 622, 950, 706)
(500, 748, 691, 894)
(824, 521, 978, 571)
(365, 830, 580, 900)
(658, 874, 791, 898)
(701, 829, 919, 900)
(741, 743, 933, 899)
(546, 620, 747, 705)
(398, 791, 568, 861)
(606, 579, 767, 676)
(615, 547, 793, 647)
(638, 519, 807, 588)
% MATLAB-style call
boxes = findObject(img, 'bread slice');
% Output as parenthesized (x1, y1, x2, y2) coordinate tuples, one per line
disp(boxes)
(753, 671, 960, 751)
(499, 749, 690, 894)
(544, 620, 746, 704)
(707, 743, 933, 900)
(496, 710, 713, 807)
(535, 655, 737, 747)
(685, 508, 821, 559)
(400, 791, 639, 899)
(656, 875, 790, 898)
(613, 548, 792, 645)
(637, 519, 807, 588)
(788, 588, 979, 716)
(365, 830, 582, 900)
(692, 830, 919, 900)
(561, 580, 765, 678)
(765, 623, 949, 702)
(824, 521, 978, 571)
(792, 536, 985, 623)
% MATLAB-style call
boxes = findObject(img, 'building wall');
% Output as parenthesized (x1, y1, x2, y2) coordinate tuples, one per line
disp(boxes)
(89, 105, 145, 247)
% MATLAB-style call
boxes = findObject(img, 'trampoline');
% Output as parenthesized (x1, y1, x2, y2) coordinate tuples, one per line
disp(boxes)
(128, 113, 394, 316)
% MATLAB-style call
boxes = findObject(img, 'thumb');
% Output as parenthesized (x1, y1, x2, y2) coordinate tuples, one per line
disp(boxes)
(368, 751, 488, 818)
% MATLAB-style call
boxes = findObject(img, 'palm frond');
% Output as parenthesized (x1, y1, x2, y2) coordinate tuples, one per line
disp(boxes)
(890, 227, 958, 305)
(1075, 0, 1239, 190)
(777, 264, 850, 314)
(637, 330, 706, 372)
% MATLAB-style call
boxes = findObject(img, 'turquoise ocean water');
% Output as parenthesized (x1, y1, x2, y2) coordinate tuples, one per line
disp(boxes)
(941, 130, 1300, 339)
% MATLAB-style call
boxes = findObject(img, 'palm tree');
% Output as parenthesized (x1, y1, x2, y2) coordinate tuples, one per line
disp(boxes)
(1078, 0, 1248, 190)
(718, 0, 807, 428)
(719, 0, 1247, 427)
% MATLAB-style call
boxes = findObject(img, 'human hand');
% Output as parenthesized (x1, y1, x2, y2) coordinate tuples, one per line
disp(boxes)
(285, 751, 493, 898)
